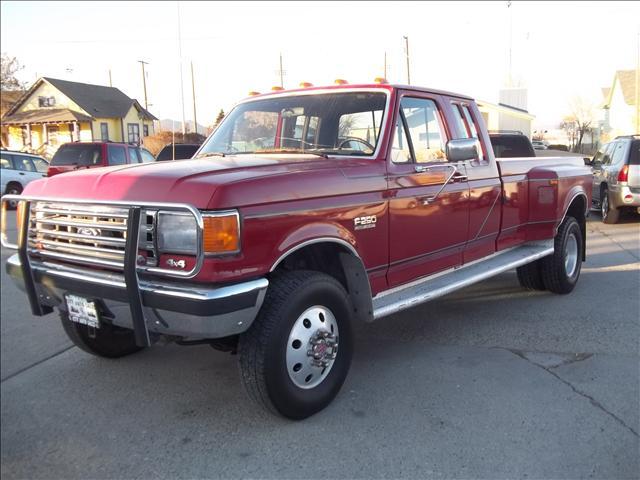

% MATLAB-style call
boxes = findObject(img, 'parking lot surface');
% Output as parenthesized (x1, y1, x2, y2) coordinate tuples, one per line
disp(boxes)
(1, 212, 639, 479)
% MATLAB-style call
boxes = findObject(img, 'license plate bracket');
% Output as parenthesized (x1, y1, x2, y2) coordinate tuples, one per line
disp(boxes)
(65, 294, 100, 328)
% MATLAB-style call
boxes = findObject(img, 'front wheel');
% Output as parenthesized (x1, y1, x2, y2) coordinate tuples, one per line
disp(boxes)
(238, 270, 354, 419)
(540, 216, 583, 294)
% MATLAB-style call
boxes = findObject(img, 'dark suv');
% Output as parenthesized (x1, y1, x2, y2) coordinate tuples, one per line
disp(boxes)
(47, 142, 156, 177)
(155, 143, 201, 161)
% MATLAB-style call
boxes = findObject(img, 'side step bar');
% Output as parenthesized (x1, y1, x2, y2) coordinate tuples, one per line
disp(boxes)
(372, 241, 554, 320)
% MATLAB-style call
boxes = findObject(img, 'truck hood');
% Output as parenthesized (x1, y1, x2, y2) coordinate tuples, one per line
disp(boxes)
(23, 154, 339, 209)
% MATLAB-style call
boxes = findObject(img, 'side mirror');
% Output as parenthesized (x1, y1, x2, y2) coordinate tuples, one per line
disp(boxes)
(446, 138, 480, 163)
(583, 158, 593, 166)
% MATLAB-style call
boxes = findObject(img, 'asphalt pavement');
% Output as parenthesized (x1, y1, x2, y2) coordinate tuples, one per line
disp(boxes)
(1, 211, 638, 479)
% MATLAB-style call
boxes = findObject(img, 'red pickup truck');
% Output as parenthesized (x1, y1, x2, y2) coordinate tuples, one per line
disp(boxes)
(1, 82, 592, 419)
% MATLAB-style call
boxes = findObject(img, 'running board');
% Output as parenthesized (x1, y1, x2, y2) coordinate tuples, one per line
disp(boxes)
(372, 240, 554, 320)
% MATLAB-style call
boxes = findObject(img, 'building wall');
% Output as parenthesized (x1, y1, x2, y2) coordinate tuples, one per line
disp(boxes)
(606, 86, 635, 138)
(17, 82, 88, 115)
(91, 118, 121, 142)
(121, 106, 154, 143)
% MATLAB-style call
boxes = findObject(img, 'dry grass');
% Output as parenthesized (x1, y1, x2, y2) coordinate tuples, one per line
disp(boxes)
(143, 131, 206, 156)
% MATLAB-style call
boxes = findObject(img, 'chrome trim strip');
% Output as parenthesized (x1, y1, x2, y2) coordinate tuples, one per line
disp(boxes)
(270, 237, 360, 272)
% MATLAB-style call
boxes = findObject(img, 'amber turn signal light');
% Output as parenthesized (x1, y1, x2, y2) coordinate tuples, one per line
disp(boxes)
(203, 214, 240, 254)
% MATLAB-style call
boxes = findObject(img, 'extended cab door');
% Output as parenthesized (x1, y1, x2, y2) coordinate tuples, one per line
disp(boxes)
(386, 94, 470, 287)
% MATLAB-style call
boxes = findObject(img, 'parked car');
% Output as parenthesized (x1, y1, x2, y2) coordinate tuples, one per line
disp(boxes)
(155, 143, 201, 161)
(47, 142, 156, 177)
(532, 140, 549, 150)
(2, 82, 592, 419)
(590, 135, 640, 223)
(0, 149, 48, 208)
(489, 131, 536, 157)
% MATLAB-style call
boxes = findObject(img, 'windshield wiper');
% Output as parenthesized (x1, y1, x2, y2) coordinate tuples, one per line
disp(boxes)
(195, 151, 226, 159)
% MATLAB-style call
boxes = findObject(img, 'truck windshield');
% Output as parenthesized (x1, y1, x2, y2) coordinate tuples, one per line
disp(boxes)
(198, 92, 387, 157)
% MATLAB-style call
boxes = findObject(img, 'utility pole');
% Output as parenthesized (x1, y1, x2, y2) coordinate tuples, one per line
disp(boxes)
(636, 29, 639, 134)
(108, 69, 113, 87)
(177, 2, 186, 135)
(277, 53, 285, 88)
(138, 60, 149, 110)
(403, 36, 411, 85)
(384, 51, 387, 79)
(507, 0, 513, 87)
(191, 61, 198, 135)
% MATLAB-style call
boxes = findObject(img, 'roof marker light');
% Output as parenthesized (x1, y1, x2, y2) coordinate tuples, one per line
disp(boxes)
(247, 91, 261, 96)
(299, 82, 313, 88)
(374, 77, 388, 84)
(271, 86, 285, 91)
(334, 79, 348, 85)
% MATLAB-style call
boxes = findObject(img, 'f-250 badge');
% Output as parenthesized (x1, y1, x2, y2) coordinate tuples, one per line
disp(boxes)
(354, 215, 377, 230)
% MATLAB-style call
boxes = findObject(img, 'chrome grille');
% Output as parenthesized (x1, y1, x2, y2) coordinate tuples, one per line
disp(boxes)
(27, 202, 158, 271)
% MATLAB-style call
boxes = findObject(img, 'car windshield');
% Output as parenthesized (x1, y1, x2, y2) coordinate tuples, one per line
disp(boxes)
(51, 144, 102, 166)
(198, 91, 387, 157)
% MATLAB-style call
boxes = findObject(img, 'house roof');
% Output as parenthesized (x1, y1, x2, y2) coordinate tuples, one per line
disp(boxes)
(602, 70, 638, 108)
(2, 108, 93, 125)
(2, 77, 157, 120)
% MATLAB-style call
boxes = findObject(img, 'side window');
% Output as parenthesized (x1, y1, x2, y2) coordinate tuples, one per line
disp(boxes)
(15, 156, 36, 172)
(461, 105, 485, 162)
(32, 158, 48, 173)
(129, 148, 142, 163)
(400, 97, 447, 163)
(100, 123, 109, 141)
(140, 149, 155, 163)
(108, 145, 127, 166)
(143, 125, 149, 138)
(0, 154, 14, 170)
(390, 120, 412, 163)
(602, 142, 616, 165)
(451, 105, 470, 138)
(610, 140, 628, 166)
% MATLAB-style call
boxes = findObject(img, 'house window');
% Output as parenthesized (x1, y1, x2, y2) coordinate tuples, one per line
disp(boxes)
(38, 96, 56, 107)
(143, 124, 149, 138)
(127, 123, 140, 144)
(101, 123, 109, 141)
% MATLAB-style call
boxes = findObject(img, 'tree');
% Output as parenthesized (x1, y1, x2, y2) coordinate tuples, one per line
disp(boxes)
(562, 97, 595, 153)
(214, 109, 225, 127)
(1, 53, 26, 91)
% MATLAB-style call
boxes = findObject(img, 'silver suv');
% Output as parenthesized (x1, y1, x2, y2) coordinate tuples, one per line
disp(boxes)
(0, 150, 48, 209)
(591, 136, 640, 224)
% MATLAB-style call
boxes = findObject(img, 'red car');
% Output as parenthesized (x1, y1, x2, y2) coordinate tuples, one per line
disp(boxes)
(2, 82, 592, 419)
(47, 141, 156, 176)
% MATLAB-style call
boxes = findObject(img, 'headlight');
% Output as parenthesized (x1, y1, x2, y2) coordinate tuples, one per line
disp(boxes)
(157, 210, 240, 255)
(157, 212, 198, 254)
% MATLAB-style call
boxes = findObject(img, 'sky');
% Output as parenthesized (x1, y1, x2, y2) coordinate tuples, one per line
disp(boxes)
(1, 1, 638, 130)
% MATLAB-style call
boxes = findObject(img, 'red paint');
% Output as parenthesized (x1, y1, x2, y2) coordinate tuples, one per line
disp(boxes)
(24, 84, 593, 296)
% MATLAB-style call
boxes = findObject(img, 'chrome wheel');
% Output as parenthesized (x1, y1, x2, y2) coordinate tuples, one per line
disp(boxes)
(5, 187, 21, 209)
(564, 232, 579, 278)
(286, 305, 339, 389)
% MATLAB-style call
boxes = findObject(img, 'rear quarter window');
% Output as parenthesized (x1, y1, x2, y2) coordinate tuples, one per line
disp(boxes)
(51, 145, 102, 166)
(629, 140, 639, 165)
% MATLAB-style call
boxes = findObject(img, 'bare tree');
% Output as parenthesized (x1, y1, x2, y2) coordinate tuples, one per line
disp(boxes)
(1, 53, 26, 91)
(562, 97, 595, 153)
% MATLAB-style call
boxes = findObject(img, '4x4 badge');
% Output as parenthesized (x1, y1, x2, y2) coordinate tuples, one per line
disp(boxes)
(166, 258, 186, 268)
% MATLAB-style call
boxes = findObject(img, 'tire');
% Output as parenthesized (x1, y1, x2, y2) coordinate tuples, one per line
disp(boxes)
(238, 270, 354, 420)
(601, 186, 620, 224)
(4, 183, 23, 210)
(60, 311, 144, 358)
(516, 260, 546, 290)
(540, 216, 583, 294)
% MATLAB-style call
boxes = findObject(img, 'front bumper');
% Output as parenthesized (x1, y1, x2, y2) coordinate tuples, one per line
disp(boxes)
(6, 254, 268, 340)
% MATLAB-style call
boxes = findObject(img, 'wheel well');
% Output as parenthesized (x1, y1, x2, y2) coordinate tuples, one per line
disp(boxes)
(5, 181, 23, 193)
(565, 194, 587, 261)
(271, 242, 373, 323)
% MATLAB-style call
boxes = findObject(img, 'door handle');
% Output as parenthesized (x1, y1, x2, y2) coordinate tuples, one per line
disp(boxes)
(451, 172, 468, 182)
(18, 172, 25, 176)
